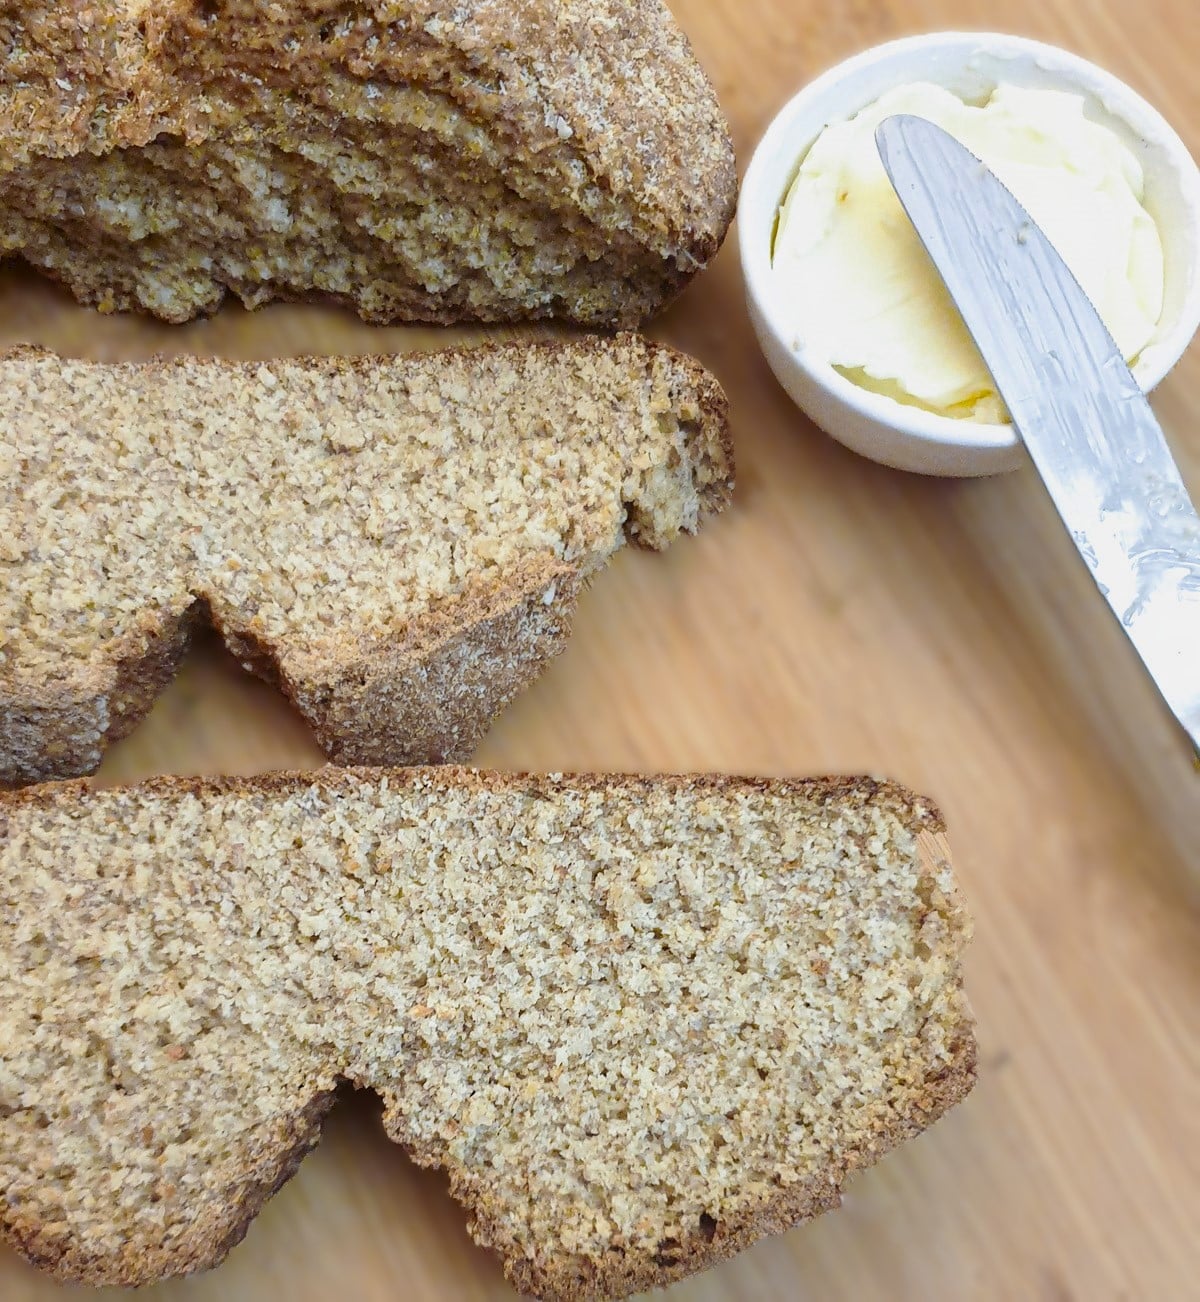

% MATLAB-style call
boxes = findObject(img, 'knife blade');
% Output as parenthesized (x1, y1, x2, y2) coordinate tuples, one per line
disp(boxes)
(876, 113, 1200, 754)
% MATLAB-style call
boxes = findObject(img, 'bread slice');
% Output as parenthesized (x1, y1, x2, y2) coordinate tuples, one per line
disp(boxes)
(0, 1, 736, 326)
(0, 337, 732, 787)
(0, 768, 975, 1297)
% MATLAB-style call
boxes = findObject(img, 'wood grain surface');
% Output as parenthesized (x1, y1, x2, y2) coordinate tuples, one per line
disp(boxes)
(3, 0, 1198, 1298)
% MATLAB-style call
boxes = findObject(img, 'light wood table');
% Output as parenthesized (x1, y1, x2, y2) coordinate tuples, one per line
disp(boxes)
(3, 0, 1198, 1298)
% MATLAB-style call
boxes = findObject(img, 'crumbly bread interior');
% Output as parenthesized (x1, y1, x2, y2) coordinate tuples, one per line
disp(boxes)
(0, 770, 975, 1298)
(0, 337, 730, 782)
(1, 339, 727, 665)
(0, 1, 737, 325)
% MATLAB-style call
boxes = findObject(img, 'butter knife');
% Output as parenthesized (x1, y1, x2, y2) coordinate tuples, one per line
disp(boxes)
(876, 113, 1200, 754)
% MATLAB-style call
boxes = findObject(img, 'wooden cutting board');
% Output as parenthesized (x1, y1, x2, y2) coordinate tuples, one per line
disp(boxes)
(3, 0, 1198, 1298)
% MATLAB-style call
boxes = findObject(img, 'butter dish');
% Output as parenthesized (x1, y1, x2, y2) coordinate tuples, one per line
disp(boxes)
(739, 32, 1200, 476)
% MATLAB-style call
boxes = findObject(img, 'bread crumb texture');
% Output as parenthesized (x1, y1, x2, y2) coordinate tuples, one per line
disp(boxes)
(0, 769, 975, 1299)
(0, 0, 737, 325)
(0, 337, 732, 784)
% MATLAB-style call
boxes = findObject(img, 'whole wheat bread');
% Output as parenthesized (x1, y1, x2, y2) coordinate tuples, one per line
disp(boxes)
(0, 768, 975, 1298)
(0, 337, 732, 787)
(0, 0, 736, 326)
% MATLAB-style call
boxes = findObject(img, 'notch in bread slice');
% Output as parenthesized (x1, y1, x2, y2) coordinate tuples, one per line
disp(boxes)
(0, 768, 975, 1297)
(0, 1, 737, 325)
(0, 336, 732, 786)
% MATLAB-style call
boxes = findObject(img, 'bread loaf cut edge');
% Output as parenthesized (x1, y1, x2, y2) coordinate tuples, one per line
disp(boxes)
(0, 336, 733, 786)
(0, 602, 201, 786)
(1, 0, 739, 327)
(495, 1038, 976, 1300)
(218, 556, 586, 766)
(0, 769, 975, 1297)
(2, 1085, 341, 1287)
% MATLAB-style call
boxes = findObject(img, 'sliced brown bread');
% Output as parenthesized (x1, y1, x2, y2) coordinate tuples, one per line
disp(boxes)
(0, 768, 975, 1298)
(0, 337, 731, 786)
(0, 0, 736, 326)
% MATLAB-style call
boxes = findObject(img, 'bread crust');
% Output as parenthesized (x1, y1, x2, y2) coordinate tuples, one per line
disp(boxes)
(0, 765, 951, 817)
(0, 769, 974, 1297)
(0, 336, 732, 786)
(0, 1, 737, 325)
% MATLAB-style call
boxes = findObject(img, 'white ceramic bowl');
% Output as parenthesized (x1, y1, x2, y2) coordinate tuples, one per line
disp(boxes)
(740, 32, 1200, 476)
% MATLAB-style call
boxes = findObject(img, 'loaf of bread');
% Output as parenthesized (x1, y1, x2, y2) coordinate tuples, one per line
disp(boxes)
(0, 337, 731, 787)
(0, 0, 737, 326)
(0, 768, 975, 1297)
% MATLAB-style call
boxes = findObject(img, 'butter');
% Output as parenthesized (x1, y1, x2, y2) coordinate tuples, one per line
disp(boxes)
(771, 82, 1165, 422)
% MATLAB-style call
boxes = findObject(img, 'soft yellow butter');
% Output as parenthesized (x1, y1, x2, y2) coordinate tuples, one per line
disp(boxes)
(771, 82, 1165, 422)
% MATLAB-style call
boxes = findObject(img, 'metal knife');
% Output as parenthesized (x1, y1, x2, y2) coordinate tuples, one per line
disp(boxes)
(876, 113, 1200, 755)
